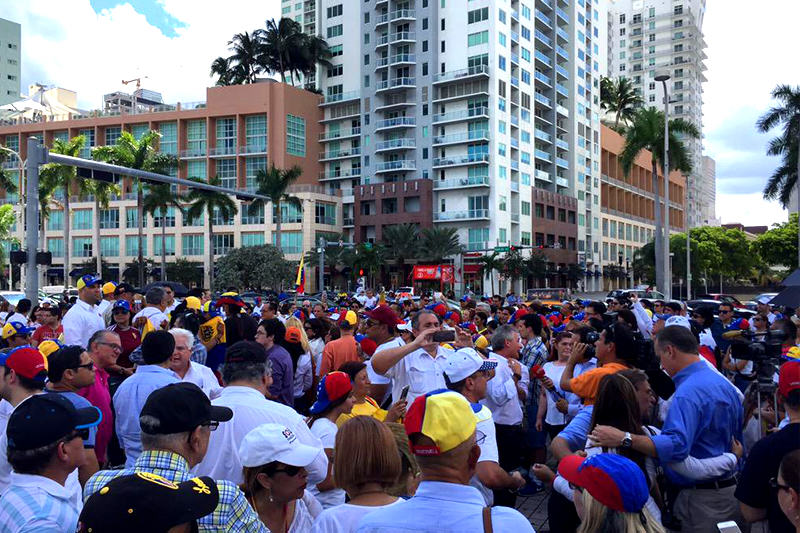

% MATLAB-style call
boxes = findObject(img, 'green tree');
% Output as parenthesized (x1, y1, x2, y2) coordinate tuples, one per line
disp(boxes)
(0, 148, 20, 196)
(40, 135, 88, 284)
(477, 252, 503, 295)
(92, 131, 176, 287)
(502, 248, 527, 290)
(184, 176, 238, 290)
(419, 227, 463, 264)
(600, 76, 643, 132)
(215, 244, 294, 291)
(525, 250, 548, 286)
(382, 224, 420, 281)
(353, 243, 385, 289)
(752, 214, 799, 270)
(143, 184, 182, 281)
(88, 180, 120, 275)
(225, 31, 263, 84)
(249, 164, 302, 253)
(260, 18, 305, 85)
(166, 258, 203, 287)
(0, 204, 18, 286)
(123, 258, 155, 285)
(757, 85, 800, 207)
(73, 258, 115, 282)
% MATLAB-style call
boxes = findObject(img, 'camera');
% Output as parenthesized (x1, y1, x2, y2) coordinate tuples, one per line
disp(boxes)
(729, 329, 785, 386)
(580, 330, 600, 358)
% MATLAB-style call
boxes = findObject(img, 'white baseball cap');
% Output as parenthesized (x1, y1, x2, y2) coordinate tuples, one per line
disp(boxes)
(397, 320, 413, 332)
(238, 423, 321, 468)
(442, 348, 497, 383)
(664, 315, 691, 331)
(756, 295, 773, 305)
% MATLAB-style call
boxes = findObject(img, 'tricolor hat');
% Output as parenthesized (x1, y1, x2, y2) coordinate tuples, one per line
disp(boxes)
(2, 321, 36, 340)
(38, 339, 64, 358)
(340, 310, 358, 326)
(508, 308, 529, 324)
(443, 310, 461, 321)
(473, 334, 489, 350)
(0, 346, 48, 381)
(397, 320, 413, 332)
(309, 371, 352, 414)
(404, 390, 477, 456)
(217, 294, 245, 308)
(77, 274, 102, 290)
(558, 453, 649, 513)
(442, 348, 497, 383)
(779, 361, 800, 398)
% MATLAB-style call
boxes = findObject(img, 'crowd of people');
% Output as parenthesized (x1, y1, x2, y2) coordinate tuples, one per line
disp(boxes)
(0, 274, 798, 532)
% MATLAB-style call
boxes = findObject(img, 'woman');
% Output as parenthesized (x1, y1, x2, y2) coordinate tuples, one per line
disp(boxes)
(239, 422, 323, 533)
(307, 371, 355, 509)
(536, 331, 581, 438)
(384, 422, 420, 499)
(305, 319, 327, 375)
(285, 325, 313, 413)
(106, 300, 140, 373)
(335, 361, 406, 426)
(311, 417, 403, 532)
(559, 453, 665, 533)
(775, 449, 800, 531)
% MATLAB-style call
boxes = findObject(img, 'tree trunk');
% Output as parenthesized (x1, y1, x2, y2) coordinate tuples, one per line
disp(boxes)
(63, 193, 70, 286)
(161, 209, 167, 282)
(652, 159, 664, 295)
(207, 214, 214, 291)
(137, 181, 144, 287)
(94, 196, 102, 275)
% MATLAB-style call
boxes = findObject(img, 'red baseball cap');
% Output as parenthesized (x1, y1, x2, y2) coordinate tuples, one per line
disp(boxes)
(360, 337, 378, 357)
(285, 327, 303, 344)
(366, 305, 404, 326)
(779, 361, 800, 398)
(309, 372, 352, 415)
(0, 346, 48, 381)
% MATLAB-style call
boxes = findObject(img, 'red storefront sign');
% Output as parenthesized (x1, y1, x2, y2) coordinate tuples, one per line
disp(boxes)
(412, 265, 454, 282)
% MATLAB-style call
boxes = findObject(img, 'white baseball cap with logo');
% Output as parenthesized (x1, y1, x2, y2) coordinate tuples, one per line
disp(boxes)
(442, 347, 498, 383)
(664, 315, 691, 331)
(238, 423, 321, 468)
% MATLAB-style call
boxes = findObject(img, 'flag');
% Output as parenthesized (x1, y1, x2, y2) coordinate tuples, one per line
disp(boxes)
(295, 257, 305, 295)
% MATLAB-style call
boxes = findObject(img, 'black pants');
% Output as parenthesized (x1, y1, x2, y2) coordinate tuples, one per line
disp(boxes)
(547, 488, 581, 533)
(494, 423, 526, 508)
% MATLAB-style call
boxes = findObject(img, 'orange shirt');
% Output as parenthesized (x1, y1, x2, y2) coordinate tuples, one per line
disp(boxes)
(320, 335, 359, 375)
(569, 362, 629, 405)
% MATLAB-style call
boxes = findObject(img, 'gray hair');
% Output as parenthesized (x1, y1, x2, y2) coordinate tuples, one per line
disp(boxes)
(491, 324, 519, 352)
(220, 359, 272, 385)
(169, 327, 194, 348)
(145, 286, 167, 306)
(140, 418, 192, 452)
(88, 329, 117, 351)
(411, 309, 438, 331)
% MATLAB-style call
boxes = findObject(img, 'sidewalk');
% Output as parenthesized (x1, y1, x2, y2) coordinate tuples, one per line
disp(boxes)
(516, 489, 551, 532)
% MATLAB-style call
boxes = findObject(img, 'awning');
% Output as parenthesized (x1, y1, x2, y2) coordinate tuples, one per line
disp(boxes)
(68, 268, 85, 277)
(463, 264, 482, 274)
(46, 267, 63, 277)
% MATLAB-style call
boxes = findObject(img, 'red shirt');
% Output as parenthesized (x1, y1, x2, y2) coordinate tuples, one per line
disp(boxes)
(108, 325, 141, 369)
(32, 324, 63, 344)
(77, 365, 112, 464)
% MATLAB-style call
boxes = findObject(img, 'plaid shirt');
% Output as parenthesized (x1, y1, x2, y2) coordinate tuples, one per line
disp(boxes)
(519, 336, 548, 406)
(84, 450, 266, 533)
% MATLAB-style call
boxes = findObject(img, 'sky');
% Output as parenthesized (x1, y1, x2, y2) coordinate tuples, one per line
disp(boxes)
(2, 0, 797, 228)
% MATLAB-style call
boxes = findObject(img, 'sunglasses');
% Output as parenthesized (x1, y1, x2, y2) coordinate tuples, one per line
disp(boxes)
(719, 310, 732, 314)
(98, 341, 122, 352)
(201, 421, 219, 431)
(271, 465, 304, 477)
(73, 362, 94, 371)
(769, 477, 792, 492)
(64, 428, 90, 443)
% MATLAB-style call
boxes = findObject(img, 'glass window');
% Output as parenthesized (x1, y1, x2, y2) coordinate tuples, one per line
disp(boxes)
(327, 24, 343, 38)
(182, 234, 204, 256)
(241, 203, 265, 225)
(186, 160, 206, 180)
(315, 202, 336, 225)
(153, 206, 176, 227)
(273, 203, 303, 224)
(100, 237, 119, 257)
(245, 115, 267, 152)
(521, 201, 530, 216)
(215, 117, 236, 155)
(212, 234, 235, 255)
(186, 120, 206, 156)
(242, 233, 266, 247)
(47, 238, 63, 258)
(125, 236, 147, 257)
(499, 195, 507, 211)
(153, 235, 175, 256)
(468, 31, 489, 47)
(245, 156, 267, 191)
(105, 126, 121, 146)
(216, 158, 237, 190)
(47, 211, 64, 231)
(499, 228, 507, 243)
(99, 208, 119, 229)
(286, 115, 306, 156)
(521, 232, 531, 246)
(73, 237, 93, 257)
(131, 124, 149, 140)
(126, 207, 147, 228)
(79, 128, 95, 159)
(72, 210, 92, 230)
(184, 211, 203, 227)
(159, 122, 177, 155)
(272, 232, 302, 254)
(211, 207, 235, 226)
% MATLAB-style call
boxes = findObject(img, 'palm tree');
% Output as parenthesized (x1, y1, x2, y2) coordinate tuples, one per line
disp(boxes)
(620, 107, 699, 293)
(419, 227, 463, 264)
(92, 131, 176, 287)
(250, 164, 302, 253)
(210, 57, 233, 86)
(382, 223, 420, 283)
(0, 149, 19, 196)
(143, 184, 182, 282)
(601, 77, 643, 132)
(89, 180, 120, 275)
(757, 85, 800, 207)
(291, 32, 333, 87)
(525, 251, 548, 286)
(40, 135, 87, 284)
(477, 252, 503, 295)
(260, 18, 305, 85)
(184, 176, 238, 290)
(226, 31, 263, 84)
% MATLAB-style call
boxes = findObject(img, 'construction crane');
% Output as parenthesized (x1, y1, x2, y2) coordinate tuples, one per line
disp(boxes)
(121, 76, 148, 90)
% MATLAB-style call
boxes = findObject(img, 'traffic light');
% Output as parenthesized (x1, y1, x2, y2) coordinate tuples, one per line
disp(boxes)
(359, 269, 364, 276)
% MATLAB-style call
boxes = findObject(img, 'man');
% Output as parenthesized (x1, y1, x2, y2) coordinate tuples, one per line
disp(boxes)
(319, 312, 359, 376)
(195, 341, 327, 486)
(584, 301, 607, 322)
(163, 285, 178, 316)
(736, 361, 800, 533)
(755, 295, 777, 325)
(258, 318, 294, 405)
(312, 302, 328, 321)
(97, 282, 117, 317)
(259, 300, 278, 322)
(6, 298, 31, 326)
(169, 327, 222, 398)
(80, 330, 123, 465)
(356, 390, 535, 532)
(0, 393, 101, 533)
(363, 305, 404, 402)
(132, 286, 169, 334)
(589, 325, 745, 533)
(62, 274, 106, 349)
(1, 321, 36, 350)
(443, 348, 525, 506)
(482, 324, 529, 508)
(0, 346, 49, 494)
(516, 314, 549, 474)
(31, 306, 63, 347)
(560, 322, 635, 405)
(113, 330, 180, 467)
(711, 302, 738, 354)
(45, 346, 101, 485)
(84, 382, 267, 532)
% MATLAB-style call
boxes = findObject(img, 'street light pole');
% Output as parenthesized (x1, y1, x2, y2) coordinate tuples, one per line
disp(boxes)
(685, 174, 692, 300)
(656, 73, 671, 300)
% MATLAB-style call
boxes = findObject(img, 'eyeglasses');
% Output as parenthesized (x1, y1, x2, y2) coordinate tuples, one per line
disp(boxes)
(97, 342, 122, 352)
(73, 362, 94, 372)
(201, 421, 219, 432)
(769, 477, 792, 492)
(719, 310, 732, 314)
(270, 465, 303, 477)
(63, 428, 89, 443)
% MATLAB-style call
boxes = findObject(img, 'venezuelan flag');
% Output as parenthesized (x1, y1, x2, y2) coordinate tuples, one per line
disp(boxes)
(295, 257, 305, 295)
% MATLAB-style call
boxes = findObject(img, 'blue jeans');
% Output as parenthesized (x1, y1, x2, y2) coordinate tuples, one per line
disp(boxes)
(525, 400, 548, 449)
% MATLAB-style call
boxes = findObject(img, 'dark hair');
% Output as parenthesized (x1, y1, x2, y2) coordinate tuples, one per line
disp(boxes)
(8, 439, 64, 475)
(520, 313, 543, 335)
(603, 322, 637, 365)
(43, 306, 60, 317)
(338, 361, 366, 382)
(176, 312, 201, 337)
(665, 301, 682, 314)
(587, 301, 607, 315)
(305, 318, 327, 340)
(773, 319, 798, 346)
(617, 309, 637, 330)
(47, 345, 86, 382)
(618, 368, 649, 390)
(784, 387, 800, 409)
(307, 386, 352, 427)
(284, 339, 305, 371)
(587, 317, 605, 332)
(779, 449, 800, 495)
(2, 366, 45, 391)
(168, 302, 189, 328)
(141, 330, 175, 365)
(15, 298, 31, 314)
(260, 318, 286, 344)
(187, 288, 205, 298)
(693, 305, 715, 327)
(655, 324, 699, 354)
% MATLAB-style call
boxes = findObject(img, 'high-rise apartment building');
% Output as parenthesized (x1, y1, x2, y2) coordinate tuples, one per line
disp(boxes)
(0, 18, 21, 106)
(608, 0, 710, 227)
(286, 0, 607, 292)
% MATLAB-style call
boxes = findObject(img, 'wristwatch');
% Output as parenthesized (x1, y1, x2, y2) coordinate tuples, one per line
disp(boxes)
(621, 432, 633, 449)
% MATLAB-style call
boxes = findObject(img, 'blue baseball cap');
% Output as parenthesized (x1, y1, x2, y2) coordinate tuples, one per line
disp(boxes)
(309, 372, 352, 415)
(2, 321, 36, 340)
(558, 453, 649, 513)
(112, 300, 132, 313)
(77, 274, 102, 290)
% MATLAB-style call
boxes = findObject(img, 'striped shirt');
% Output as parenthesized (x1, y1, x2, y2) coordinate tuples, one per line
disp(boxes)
(84, 450, 266, 532)
(0, 472, 79, 532)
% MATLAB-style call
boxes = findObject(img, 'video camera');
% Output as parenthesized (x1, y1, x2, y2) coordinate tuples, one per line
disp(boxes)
(725, 328, 785, 386)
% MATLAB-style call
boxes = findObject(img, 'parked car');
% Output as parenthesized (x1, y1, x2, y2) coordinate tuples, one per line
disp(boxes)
(696, 293, 746, 309)
(0, 291, 26, 309)
(686, 299, 756, 320)
(607, 288, 666, 300)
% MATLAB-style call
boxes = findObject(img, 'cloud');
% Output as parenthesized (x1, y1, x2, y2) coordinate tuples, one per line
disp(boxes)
(6, 0, 281, 109)
(716, 192, 787, 227)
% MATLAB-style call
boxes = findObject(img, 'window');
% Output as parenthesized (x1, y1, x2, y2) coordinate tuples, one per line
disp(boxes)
(211, 206, 235, 226)
(468, 7, 488, 23)
(274, 203, 302, 224)
(104, 126, 121, 146)
(546, 206, 555, 220)
(521, 201, 530, 216)
(499, 33, 506, 46)
(242, 233, 266, 247)
(99, 208, 119, 229)
(100, 237, 119, 257)
(499, 195, 507, 211)
(468, 31, 489, 47)
(212, 234, 235, 255)
(558, 209, 567, 222)
(271, 232, 302, 254)
(182, 235, 204, 255)
(241, 203, 265, 225)
(216, 158, 237, 189)
(499, 228, 507, 243)
(186, 120, 206, 156)
(72, 210, 92, 230)
(364, 12, 369, 23)
(468, 228, 489, 249)
(245, 156, 266, 191)
(245, 115, 267, 152)
(327, 25, 343, 38)
(330, 45, 343, 56)
(153, 236, 175, 256)
(126, 207, 146, 228)
(47, 238, 63, 258)
(73, 238, 92, 258)
(315, 202, 336, 225)
(159, 122, 177, 155)
(47, 211, 64, 231)
(79, 128, 94, 158)
(125, 236, 147, 256)
(153, 207, 177, 227)
(286, 115, 306, 156)
(521, 232, 531, 246)
(216, 117, 236, 155)
(327, 64, 343, 77)
(535, 203, 544, 218)
(441, 19, 446, 30)
(498, 56, 506, 70)
(498, 9, 506, 23)
(327, 4, 342, 18)
(521, 47, 530, 61)
(423, 18, 428, 29)
(186, 160, 206, 180)
(422, 40, 428, 52)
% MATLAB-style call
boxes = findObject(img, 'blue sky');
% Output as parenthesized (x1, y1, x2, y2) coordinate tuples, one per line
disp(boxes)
(88, 0, 186, 37)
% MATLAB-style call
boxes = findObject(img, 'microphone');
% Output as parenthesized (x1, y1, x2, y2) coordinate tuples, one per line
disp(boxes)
(722, 329, 747, 340)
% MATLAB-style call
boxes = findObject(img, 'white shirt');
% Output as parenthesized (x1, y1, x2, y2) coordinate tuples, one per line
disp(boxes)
(0, 472, 80, 532)
(469, 404, 499, 506)
(311, 500, 404, 533)
(367, 338, 404, 404)
(133, 306, 169, 330)
(5, 312, 28, 326)
(194, 386, 328, 486)
(182, 362, 223, 399)
(364, 296, 378, 308)
(481, 353, 526, 425)
(291, 491, 322, 533)
(308, 418, 346, 509)
(293, 352, 313, 398)
(62, 299, 106, 349)
(541, 362, 577, 426)
(383, 345, 453, 408)
(309, 338, 325, 376)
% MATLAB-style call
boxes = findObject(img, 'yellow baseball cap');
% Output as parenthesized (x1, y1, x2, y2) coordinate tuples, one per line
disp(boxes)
(38, 339, 64, 358)
(184, 296, 201, 311)
(77, 274, 102, 290)
(102, 281, 117, 295)
(343, 310, 358, 326)
(404, 390, 477, 455)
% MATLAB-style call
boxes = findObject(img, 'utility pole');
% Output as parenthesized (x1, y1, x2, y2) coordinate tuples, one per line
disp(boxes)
(25, 138, 42, 303)
(656, 73, 672, 300)
(317, 238, 355, 292)
(686, 174, 692, 300)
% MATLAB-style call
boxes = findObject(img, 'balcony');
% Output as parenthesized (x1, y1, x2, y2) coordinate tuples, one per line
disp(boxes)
(389, 9, 415, 21)
(535, 149, 552, 162)
(343, 217, 354, 227)
(432, 153, 490, 168)
(511, 115, 519, 126)
(511, 30, 520, 42)
(322, 91, 360, 105)
(535, 92, 552, 107)
(535, 169, 552, 182)
(432, 106, 489, 124)
(319, 147, 361, 161)
(433, 130, 490, 146)
(511, 76, 520, 87)
(511, 212, 520, 223)
(556, 157, 569, 168)
(556, 177, 569, 188)
(556, 105, 569, 117)
(511, 53, 519, 65)
(467, 241, 490, 252)
(1, 160, 20, 170)
(556, 138, 569, 150)
(180, 147, 206, 159)
(511, 181, 520, 192)
(319, 127, 361, 141)
(535, 129, 552, 143)
(434, 64, 490, 84)
(534, 71, 552, 86)
(374, 98, 417, 112)
(535, 50, 552, 67)
(434, 209, 490, 222)
(375, 117, 416, 130)
(555, 65, 569, 78)
(389, 31, 415, 43)
(375, 160, 416, 172)
(535, 9, 552, 27)
(433, 82, 490, 103)
(556, 83, 569, 97)
(433, 176, 490, 190)
(319, 168, 362, 181)
(511, 160, 520, 170)
(510, 138, 519, 148)
(375, 138, 416, 151)
(376, 77, 416, 92)
(239, 144, 267, 155)
(556, 7, 569, 23)
(208, 145, 236, 157)
(535, 29, 552, 48)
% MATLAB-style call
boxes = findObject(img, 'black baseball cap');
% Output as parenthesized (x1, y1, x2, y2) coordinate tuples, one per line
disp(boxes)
(114, 282, 135, 296)
(79, 472, 219, 533)
(7, 393, 102, 451)
(224, 340, 267, 365)
(139, 383, 232, 435)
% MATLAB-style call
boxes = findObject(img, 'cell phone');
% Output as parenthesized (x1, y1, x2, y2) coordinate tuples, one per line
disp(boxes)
(400, 385, 410, 401)
(431, 330, 456, 343)
(716, 522, 742, 533)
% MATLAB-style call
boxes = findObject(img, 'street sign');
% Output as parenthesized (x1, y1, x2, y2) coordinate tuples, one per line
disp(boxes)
(494, 246, 509, 253)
